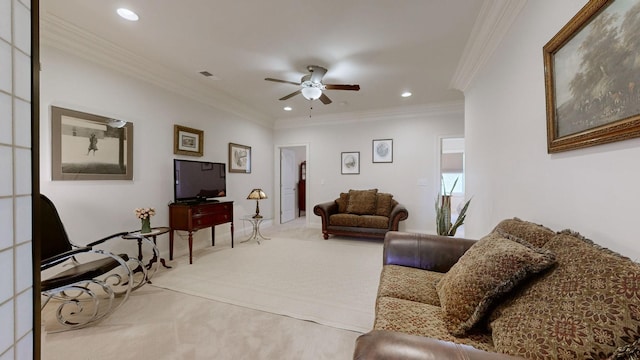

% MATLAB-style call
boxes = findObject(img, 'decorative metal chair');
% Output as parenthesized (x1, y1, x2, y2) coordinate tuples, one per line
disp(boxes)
(39, 194, 147, 332)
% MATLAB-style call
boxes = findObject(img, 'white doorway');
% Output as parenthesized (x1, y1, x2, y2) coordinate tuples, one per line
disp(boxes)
(281, 148, 296, 223)
(439, 137, 465, 228)
(277, 145, 308, 224)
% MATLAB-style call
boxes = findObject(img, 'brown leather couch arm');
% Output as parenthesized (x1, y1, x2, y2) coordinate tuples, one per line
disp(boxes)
(354, 330, 522, 360)
(387, 204, 408, 231)
(313, 201, 337, 227)
(383, 231, 476, 273)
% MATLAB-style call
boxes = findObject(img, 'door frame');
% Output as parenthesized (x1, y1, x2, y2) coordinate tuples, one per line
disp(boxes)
(274, 143, 309, 226)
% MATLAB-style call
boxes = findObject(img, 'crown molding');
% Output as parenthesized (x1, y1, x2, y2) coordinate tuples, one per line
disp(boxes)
(40, 13, 274, 127)
(449, 0, 526, 92)
(274, 101, 464, 130)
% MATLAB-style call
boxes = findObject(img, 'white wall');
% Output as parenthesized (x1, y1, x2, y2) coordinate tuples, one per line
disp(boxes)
(465, 0, 640, 260)
(274, 104, 464, 233)
(40, 46, 274, 259)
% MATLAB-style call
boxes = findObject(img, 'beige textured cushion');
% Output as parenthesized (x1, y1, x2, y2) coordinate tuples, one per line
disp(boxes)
(375, 193, 394, 217)
(328, 213, 360, 227)
(359, 215, 389, 229)
(436, 232, 557, 336)
(489, 231, 640, 358)
(377, 265, 443, 306)
(335, 192, 349, 213)
(374, 297, 495, 352)
(346, 189, 378, 215)
(492, 217, 555, 248)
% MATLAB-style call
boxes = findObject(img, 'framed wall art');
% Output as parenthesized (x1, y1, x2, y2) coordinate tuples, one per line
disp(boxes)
(228, 142, 251, 173)
(341, 151, 360, 175)
(51, 106, 133, 181)
(174, 125, 204, 156)
(544, 0, 640, 153)
(372, 139, 393, 163)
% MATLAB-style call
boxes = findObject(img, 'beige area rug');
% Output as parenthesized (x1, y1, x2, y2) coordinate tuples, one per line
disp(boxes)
(150, 228, 383, 333)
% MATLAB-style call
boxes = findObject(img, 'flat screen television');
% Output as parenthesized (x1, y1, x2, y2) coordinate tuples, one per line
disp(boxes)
(173, 159, 226, 203)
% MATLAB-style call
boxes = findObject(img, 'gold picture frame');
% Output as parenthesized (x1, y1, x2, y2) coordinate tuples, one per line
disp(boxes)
(51, 106, 133, 181)
(174, 125, 204, 157)
(544, 0, 640, 153)
(228, 142, 251, 173)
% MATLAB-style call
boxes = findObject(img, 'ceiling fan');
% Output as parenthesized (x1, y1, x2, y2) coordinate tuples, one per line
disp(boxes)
(265, 65, 360, 105)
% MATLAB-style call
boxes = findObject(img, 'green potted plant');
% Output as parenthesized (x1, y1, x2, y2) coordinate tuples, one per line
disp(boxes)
(435, 177, 470, 236)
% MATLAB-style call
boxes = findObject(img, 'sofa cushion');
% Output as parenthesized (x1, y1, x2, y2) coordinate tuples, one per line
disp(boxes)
(374, 296, 495, 352)
(488, 231, 640, 358)
(346, 189, 378, 215)
(335, 192, 349, 213)
(329, 213, 361, 227)
(359, 215, 389, 229)
(492, 217, 556, 248)
(436, 232, 556, 336)
(375, 193, 394, 217)
(378, 265, 442, 306)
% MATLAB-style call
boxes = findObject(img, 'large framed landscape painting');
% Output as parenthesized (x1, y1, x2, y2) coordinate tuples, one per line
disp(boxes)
(544, 0, 640, 153)
(51, 106, 133, 180)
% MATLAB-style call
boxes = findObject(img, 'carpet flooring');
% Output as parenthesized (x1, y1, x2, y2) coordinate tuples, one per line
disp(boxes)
(41, 219, 384, 359)
(150, 227, 383, 333)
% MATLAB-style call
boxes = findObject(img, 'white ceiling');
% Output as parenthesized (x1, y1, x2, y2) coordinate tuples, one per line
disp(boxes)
(40, 1, 517, 125)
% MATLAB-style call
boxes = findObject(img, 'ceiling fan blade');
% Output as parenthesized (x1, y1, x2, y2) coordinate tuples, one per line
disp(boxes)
(324, 84, 360, 91)
(279, 90, 301, 101)
(319, 93, 332, 105)
(265, 78, 300, 86)
(309, 65, 327, 84)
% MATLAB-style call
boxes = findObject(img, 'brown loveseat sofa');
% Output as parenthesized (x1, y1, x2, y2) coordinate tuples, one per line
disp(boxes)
(313, 189, 408, 240)
(354, 218, 640, 359)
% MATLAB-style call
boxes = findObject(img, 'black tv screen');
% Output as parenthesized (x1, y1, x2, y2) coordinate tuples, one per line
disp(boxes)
(174, 159, 226, 203)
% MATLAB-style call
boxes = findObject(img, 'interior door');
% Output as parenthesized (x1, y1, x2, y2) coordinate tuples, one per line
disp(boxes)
(280, 148, 296, 223)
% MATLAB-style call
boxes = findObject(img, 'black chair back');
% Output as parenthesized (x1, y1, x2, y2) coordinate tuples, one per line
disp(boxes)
(40, 194, 73, 261)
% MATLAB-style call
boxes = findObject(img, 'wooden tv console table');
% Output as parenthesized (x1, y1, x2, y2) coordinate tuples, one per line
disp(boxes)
(168, 201, 234, 264)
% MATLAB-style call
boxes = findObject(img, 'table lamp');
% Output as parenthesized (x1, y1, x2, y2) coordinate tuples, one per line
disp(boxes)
(247, 189, 267, 218)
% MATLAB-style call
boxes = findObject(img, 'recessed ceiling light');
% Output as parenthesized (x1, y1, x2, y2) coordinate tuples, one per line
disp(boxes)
(401, 92, 412, 98)
(283, 106, 292, 111)
(117, 8, 139, 21)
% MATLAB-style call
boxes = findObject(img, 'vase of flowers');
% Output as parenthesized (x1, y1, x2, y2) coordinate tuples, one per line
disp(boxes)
(135, 207, 155, 233)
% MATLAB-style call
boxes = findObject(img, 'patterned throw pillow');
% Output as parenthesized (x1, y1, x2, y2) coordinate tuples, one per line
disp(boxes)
(488, 231, 640, 359)
(335, 192, 349, 213)
(346, 189, 378, 215)
(375, 193, 394, 217)
(492, 217, 556, 248)
(436, 232, 557, 336)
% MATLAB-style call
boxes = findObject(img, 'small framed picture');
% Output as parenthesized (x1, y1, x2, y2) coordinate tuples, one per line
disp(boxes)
(229, 142, 251, 173)
(372, 139, 393, 163)
(341, 152, 360, 175)
(174, 125, 204, 157)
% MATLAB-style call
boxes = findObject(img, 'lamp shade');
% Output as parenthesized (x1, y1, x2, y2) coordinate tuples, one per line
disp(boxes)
(301, 86, 322, 100)
(247, 189, 267, 200)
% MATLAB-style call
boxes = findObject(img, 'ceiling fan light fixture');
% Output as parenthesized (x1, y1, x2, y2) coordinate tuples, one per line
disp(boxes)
(117, 8, 139, 21)
(301, 86, 322, 101)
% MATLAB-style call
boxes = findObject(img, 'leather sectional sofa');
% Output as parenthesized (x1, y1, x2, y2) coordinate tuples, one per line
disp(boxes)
(313, 189, 408, 240)
(353, 219, 640, 359)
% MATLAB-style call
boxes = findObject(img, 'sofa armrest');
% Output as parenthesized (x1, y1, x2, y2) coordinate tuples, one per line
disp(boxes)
(354, 330, 522, 360)
(383, 231, 476, 273)
(387, 204, 408, 231)
(313, 201, 337, 226)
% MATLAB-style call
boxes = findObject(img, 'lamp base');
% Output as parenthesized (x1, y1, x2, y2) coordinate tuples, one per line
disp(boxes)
(252, 214, 263, 219)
